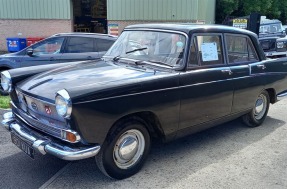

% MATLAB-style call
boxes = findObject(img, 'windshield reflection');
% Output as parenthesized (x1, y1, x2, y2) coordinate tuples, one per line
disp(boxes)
(104, 30, 187, 68)
(260, 23, 284, 33)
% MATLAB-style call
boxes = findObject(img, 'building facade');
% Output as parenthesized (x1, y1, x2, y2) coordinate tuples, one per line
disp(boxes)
(107, 0, 216, 35)
(0, 0, 215, 51)
(0, 0, 73, 51)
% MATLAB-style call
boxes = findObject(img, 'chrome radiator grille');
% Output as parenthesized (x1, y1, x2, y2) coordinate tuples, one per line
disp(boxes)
(24, 95, 62, 121)
(260, 39, 276, 51)
(14, 90, 69, 139)
(16, 110, 63, 138)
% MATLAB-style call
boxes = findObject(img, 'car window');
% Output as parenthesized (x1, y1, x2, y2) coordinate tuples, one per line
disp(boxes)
(195, 35, 224, 66)
(95, 39, 114, 52)
(188, 38, 199, 66)
(65, 37, 94, 53)
(32, 37, 64, 55)
(225, 34, 259, 63)
(105, 31, 186, 68)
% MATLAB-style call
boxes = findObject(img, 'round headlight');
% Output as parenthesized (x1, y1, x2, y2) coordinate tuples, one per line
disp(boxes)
(1, 71, 12, 92)
(55, 89, 72, 118)
(277, 41, 284, 49)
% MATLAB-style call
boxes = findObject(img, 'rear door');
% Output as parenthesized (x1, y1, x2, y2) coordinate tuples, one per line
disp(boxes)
(225, 34, 264, 113)
(20, 37, 65, 67)
(60, 36, 99, 62)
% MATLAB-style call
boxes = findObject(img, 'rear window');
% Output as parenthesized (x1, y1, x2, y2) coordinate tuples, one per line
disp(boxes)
(95, 38, 115, 52)
(65, 37, 94, 53)
(225, 34, 259, 63)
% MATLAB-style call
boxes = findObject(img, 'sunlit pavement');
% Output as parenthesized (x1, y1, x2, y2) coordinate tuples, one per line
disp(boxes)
(0, 99, 286, 189)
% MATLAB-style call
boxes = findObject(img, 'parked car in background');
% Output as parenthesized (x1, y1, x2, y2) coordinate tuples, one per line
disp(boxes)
(0, 33, 117, 94)
(259, 17, 287, 58)
(2, 24, 287, 179)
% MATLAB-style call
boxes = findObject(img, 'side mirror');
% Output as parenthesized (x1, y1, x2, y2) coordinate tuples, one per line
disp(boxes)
(27, 48, 34, 57)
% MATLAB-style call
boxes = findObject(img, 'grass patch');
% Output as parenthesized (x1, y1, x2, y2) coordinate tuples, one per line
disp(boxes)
(0, 95, 11, 109)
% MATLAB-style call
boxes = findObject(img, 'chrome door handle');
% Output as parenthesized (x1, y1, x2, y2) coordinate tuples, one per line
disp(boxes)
(221, 69, 233, 75)
(257, 64, 266, 70)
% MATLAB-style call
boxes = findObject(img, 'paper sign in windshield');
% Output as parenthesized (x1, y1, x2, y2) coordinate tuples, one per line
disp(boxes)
(201, 42, 218, 61)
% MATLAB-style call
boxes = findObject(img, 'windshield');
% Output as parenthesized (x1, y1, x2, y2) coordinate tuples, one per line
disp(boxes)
(104, 30, 187, 68)
(259, 23, 284, 33)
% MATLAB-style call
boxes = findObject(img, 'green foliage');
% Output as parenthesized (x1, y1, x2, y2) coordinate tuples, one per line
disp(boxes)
(216, 0, 287, 24)
(0, 95, 10, 109)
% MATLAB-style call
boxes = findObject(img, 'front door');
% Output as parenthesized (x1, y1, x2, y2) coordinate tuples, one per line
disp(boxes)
(20, 37, 65, 67)
(178, 34, 234, 133)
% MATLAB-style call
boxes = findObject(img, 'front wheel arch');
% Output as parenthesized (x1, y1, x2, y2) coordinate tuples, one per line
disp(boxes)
(95, 116, 151, 179)
(265, 88, 276, 104)
(0, 66, 11, 72)
(106, 111, 165, 143)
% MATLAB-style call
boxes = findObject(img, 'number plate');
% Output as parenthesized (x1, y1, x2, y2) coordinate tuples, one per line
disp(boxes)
(11, 132, 35, 159)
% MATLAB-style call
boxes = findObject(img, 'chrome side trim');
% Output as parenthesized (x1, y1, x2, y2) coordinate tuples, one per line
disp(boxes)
(265, 51, 287, 57)
(1, 113, 100, 161)
(277, 91, 287, 101)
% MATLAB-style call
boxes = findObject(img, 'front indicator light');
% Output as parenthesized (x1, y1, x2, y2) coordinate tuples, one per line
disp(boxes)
(61, 130, 81, 143)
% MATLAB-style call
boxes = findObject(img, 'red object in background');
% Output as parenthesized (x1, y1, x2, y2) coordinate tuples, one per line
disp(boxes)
(26, 37, 45, 46)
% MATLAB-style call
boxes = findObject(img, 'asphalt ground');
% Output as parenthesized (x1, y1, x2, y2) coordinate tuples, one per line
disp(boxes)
(0, 99, 286, 189)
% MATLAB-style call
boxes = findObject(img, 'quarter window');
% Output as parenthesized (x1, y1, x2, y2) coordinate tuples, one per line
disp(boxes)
(188, 38, 198, 65)
(195, 35, 224, 66)
(66, 37, 94, 53)
(225, 35, 259, 63)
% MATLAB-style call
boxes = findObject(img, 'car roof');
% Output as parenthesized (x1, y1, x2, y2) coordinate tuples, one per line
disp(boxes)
(125, 23, 258, 38)
(260, 19, 282, 25)
(52, 32, 117, 40)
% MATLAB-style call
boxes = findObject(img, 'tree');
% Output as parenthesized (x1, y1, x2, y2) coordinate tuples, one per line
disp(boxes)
(216, 0, 287, 24)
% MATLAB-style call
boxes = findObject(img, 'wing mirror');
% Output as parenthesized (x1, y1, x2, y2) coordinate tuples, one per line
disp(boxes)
(27, 48, 34, 56)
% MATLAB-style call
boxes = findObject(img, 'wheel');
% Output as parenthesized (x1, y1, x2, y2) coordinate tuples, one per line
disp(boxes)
(242, 90, 270, 127)
(95, 118, 150, 179)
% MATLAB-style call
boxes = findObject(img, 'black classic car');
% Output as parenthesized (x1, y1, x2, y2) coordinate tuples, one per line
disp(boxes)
(259, 17, 287, 58)
(2, 24, 287, 179)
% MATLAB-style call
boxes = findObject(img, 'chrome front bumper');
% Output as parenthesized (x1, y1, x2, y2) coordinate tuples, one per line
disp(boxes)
(1, 112, 100, 161)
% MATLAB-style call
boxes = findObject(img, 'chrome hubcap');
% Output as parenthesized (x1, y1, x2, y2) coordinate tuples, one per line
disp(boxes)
(254, 94, 267, 120)
(113, 129, 145, 169)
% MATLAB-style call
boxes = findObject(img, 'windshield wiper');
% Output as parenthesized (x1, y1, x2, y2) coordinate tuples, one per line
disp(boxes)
(126, 47, 147, 54)
(111, 47, 148, 61)
(135, 60, 174, 68)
